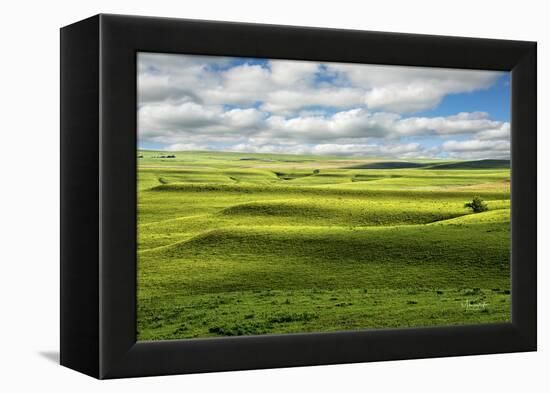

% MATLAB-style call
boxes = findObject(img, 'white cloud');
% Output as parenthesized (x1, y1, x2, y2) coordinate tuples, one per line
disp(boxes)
(364, 85, 443, 113)
(261, 110, 509, 142)
(138, 53, 504, 115)
(262, 109, 396, 141)
(194, 141, 432, 159)
(394, 112, 506, 136)
(137, 53, 510, 160)
(442, 139, 510, 159)
(442, 139, 510, 152)
(476, 123, 510, 140)
(223, 108, 266, 128)
(165, 143, 210, 151)
(139, 102, 265, 139)
(229, 143, 310, 155)
(328, 63, 501, 113)
(140, 101, 509, 152)
(138, 53, 227, 105)
(160, 134, 511, 160)
(310, 142, 424, 157)
(270, 61, 319, 85)
(261, 88, 363, 114)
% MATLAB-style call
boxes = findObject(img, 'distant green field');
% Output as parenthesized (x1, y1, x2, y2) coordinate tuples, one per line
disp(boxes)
(137, 150, 511, 341)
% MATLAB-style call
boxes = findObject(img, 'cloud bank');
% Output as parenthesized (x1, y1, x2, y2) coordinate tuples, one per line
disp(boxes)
(138, 53, 510, 160)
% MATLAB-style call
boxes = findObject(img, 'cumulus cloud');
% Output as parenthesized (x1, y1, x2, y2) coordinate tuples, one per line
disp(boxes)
(310, 142, 426, 157)
(137, 52, 510, 160)
(165, 143, 210, 151)
(327, 63, 501, 113)
(140, 104, 509, 146)
(139, 102, 265, 138)
(394, 112, 507, 136)
(442, 139, 510, 159)
(476, 122, 510, 140)
(208, 141, 431, 159)
(138, 53, 504, 114)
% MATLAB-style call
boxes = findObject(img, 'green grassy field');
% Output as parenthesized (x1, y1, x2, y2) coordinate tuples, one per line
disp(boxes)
(137, 150, 511, 341)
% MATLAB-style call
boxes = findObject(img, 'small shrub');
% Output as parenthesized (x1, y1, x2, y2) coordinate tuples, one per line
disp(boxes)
(464, 196, 488, 213)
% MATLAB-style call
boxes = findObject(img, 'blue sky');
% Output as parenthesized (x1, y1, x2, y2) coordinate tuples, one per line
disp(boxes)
(415, 74, 510, 121)
(138, 53, 510, 159)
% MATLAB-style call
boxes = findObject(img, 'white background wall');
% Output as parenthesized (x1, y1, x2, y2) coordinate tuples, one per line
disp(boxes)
(0, 0, 546, 391)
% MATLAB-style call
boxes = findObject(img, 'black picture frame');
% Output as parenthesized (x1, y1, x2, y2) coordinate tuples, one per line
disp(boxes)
(60, 13, 537, 379)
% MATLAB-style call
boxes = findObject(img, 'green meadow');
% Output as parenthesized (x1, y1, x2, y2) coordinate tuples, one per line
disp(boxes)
(137, 150, 511, 341)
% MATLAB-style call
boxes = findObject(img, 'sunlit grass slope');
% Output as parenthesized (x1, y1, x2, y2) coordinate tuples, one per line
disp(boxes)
(137, 150, 511, 340)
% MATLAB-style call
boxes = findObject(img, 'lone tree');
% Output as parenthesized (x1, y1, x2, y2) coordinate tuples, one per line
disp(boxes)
(313, 169, 320, 174)
(465, 196, 488, 213)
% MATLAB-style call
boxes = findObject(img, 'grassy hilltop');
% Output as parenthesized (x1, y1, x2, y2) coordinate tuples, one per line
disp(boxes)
(137, 150, 511, 340)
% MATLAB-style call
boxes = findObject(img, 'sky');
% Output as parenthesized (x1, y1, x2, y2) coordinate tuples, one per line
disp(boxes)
(137, 52, 510, 160)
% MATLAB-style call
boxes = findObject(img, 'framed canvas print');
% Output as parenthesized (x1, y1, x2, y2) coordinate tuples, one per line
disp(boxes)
(60, 14, 537, 379)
